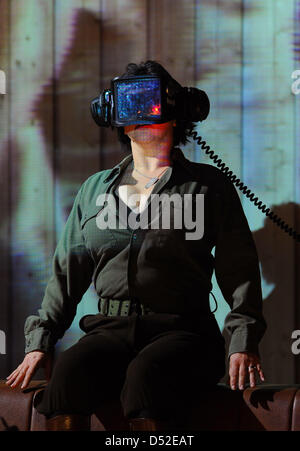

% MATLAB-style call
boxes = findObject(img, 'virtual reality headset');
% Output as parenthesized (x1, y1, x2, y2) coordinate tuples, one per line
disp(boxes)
(90, 74, 210, 128)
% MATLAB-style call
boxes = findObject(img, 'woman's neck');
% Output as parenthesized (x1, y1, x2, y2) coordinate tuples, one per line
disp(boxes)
(130, 141, 174, 173)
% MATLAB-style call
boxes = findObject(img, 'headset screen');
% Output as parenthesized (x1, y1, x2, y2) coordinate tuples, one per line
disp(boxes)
(115, 78, 162, 123)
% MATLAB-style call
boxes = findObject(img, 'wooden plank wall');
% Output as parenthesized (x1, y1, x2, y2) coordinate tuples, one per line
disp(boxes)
(244, 0, 296, 385)
(0, 0, 299, 386)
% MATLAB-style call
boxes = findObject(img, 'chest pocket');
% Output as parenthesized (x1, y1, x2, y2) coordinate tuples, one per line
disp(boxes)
(80, 206, 105, 230)
(80, 205, 118, 258)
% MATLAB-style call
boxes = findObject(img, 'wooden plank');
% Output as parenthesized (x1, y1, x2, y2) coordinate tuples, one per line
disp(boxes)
(193, 1, 244, 343)
(99, 0, 148, 168)
(242, 0, 296, 384)
(0, 0, 11, 378)
(52, 0, 102, 201)
(8, 0, 55, 370)
(194, 0, 243, 175)
(147, 0, 196, 161)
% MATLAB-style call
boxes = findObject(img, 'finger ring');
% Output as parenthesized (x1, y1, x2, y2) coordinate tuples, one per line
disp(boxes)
(249, 365, 256, 370)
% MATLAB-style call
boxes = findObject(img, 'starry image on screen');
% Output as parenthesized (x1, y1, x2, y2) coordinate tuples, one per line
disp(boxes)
(115, 78, 161, 122)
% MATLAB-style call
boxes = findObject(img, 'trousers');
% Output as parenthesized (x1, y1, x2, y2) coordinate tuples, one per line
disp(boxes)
(35, 310, 226, 421)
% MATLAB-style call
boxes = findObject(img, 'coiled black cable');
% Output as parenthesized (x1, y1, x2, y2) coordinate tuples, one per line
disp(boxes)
(189, 130, 300, 243)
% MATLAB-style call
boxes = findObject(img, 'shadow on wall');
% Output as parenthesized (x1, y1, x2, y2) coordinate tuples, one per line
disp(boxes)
(31, 7, 129, 185)
(221, 202, 300, 386)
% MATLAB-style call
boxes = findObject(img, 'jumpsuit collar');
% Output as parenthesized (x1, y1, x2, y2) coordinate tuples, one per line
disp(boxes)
(103, 147, 190, 184)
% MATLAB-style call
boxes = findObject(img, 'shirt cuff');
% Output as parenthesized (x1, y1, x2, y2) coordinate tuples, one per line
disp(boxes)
(228, 330, 260, 360)
(25, 327, 56, 354)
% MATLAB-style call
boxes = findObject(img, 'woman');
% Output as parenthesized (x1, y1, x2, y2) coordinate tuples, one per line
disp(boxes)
(6, 61, 266, 431)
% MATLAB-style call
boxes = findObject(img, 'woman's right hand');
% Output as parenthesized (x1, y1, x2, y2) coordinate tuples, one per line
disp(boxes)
(5, 351, 53, 390)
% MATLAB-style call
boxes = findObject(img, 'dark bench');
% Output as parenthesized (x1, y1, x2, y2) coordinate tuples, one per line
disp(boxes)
(1, 380, 300, 431)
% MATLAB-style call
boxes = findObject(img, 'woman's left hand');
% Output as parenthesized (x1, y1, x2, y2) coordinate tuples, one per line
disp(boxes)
(229, 352, 265, 390)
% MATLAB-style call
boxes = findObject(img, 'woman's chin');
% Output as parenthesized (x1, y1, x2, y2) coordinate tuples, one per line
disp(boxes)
(128, 129, 161, 144)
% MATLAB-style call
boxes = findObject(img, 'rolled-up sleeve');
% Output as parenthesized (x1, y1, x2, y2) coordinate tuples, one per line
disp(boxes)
(24, 183, 95, 354)
(214, 177, 267, 359)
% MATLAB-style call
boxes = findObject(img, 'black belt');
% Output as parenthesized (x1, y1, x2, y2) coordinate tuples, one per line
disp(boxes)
(98, 297, 155, 317)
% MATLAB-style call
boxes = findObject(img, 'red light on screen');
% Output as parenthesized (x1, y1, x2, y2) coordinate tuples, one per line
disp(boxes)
(150, 105, 161, 115)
